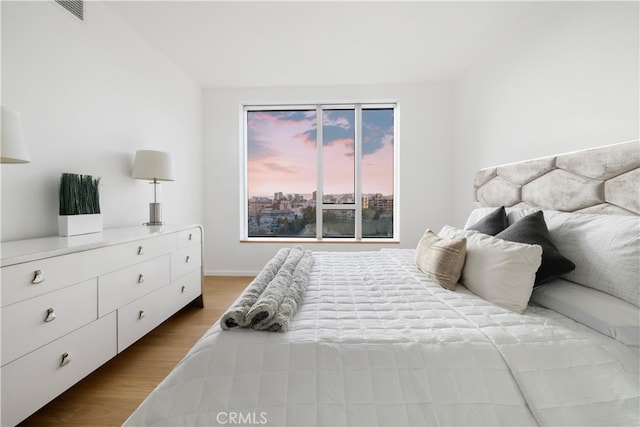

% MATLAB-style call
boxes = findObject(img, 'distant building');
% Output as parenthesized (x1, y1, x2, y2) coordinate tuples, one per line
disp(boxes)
(260, 208, 295, 222)
(278, 199, 292, 210)
(363, 193, 393, 213)
(248, 196, 273, 216)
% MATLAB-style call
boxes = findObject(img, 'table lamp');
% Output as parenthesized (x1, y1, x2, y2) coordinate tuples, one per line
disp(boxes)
(132, 150, 175, 225)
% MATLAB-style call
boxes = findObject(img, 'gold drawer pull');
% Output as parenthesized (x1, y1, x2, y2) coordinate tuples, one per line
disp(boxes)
(181, 285, 186, 293)
(137, 246, 144, 255)
(138, 310, 145, 320)
(188, 233, 193, 241)
(137, 274, 145, 284)
(185, 256, 191, 264)
(44, 308, 57, 322)
(32, 270, 45, 284)
(60, 352, 71, 367)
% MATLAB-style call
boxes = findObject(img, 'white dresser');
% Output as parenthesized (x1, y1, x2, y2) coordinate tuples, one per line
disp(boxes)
(0, 224, 203, 426)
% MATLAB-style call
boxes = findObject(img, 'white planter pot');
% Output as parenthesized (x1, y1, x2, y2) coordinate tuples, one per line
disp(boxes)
(58, 214, 103, 236)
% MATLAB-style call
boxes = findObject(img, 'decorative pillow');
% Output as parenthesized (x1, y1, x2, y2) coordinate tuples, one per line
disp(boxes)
(464, 206, 535, 229)
(495, 211, 575, 285)
(465, 206, 508, 235)
(439, 225, 542, 314)
(415, 229, 466, 291)
(541, 210, 639, 306)
(464, 207, 497, 229)
(531, 278, 640, 347)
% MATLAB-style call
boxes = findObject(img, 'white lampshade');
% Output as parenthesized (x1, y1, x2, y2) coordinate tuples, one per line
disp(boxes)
(1, 106, 31, 164)
(132, 150, 175, 181)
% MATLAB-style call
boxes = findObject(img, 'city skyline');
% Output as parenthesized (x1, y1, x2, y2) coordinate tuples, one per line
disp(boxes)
(247, 188, 394, 238)
(247, 108, 394, 198)
(249, 190, 393, 201)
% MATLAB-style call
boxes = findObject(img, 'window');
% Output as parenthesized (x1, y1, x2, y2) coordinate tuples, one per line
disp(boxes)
(243, 103, 397, 241)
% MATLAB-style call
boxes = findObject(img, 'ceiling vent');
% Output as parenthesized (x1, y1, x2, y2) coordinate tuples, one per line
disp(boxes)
(55, 0, 84, 21)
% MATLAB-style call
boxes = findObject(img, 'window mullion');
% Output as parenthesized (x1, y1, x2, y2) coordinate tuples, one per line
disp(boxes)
(354, 105, 362, 240)
(315, 106, 323, 240)
(323, 204, 356, 210)
(241, 108, 248, 240)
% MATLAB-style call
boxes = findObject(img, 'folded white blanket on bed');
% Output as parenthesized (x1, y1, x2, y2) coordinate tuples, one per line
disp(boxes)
(222, 246, 313, 332)
(250, 248, 314, 332)
(220, 247, 291, 329)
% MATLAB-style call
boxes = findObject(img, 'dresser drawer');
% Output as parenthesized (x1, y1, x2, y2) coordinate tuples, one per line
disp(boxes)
(171, 244, 202, 281)
(117, 291, 160, 353)
(159, 269, 202, 322)
(1, 253, 80, 307)
(2, 279, 98, 366)
(177, 226, 202, 249)
(98, 255, 170, 317)
(1, 312, 117, 426)
(79, 233, 176, 280)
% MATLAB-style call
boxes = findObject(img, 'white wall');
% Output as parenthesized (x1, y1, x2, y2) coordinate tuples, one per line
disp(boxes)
(204, 83, 453, 275)
(452, 1, 639, 226)
(1, 1, 203, 241)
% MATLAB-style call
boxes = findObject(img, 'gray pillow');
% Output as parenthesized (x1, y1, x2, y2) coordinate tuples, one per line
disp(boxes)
(465, 206, 508, 235)
(496, 211, 575, 285)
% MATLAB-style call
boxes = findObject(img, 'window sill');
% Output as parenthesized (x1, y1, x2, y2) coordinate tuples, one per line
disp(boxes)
(240, 238, 400, 244)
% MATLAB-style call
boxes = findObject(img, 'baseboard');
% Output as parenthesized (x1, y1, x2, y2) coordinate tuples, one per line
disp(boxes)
(204, 269, 259, 277)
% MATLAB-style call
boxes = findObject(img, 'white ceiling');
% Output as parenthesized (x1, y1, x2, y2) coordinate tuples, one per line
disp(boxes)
(106, 1, 543, 88)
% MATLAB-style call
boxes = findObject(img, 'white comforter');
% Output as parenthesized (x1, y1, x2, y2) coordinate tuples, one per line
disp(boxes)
(125, 249, 639, 426)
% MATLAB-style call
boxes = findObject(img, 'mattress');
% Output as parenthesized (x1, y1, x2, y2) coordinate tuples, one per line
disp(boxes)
(125, 249, 639, 426)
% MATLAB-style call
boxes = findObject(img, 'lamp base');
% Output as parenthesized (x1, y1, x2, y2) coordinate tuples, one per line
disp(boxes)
(144, 202, 164, 226)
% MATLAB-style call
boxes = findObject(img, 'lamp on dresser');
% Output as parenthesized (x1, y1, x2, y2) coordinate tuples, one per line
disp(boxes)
(1, 106, 31, 163)
(132, 149, 176, 225)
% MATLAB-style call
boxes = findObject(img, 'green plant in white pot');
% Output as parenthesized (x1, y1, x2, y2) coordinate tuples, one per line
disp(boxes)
(58, 173, 103, 236)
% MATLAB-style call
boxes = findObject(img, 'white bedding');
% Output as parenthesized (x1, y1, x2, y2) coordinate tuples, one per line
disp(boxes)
(125, 249, 639, 426)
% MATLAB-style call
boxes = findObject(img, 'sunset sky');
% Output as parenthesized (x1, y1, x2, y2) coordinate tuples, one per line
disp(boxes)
(247, 108, 394, 198)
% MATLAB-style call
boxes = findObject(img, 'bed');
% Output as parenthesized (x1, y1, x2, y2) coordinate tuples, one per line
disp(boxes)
(125, 141, 639, 426)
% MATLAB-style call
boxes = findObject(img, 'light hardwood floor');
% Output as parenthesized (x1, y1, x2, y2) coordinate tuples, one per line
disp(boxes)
(18, 276, 251, 427)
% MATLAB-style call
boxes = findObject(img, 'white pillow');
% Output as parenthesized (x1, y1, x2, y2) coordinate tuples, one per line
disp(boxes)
(439, 225, 543, 314)
(542, 211, 638, 306)
(531, 279, 640, 347)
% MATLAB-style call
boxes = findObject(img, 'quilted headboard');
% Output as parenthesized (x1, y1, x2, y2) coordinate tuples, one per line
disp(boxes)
(473, 141, 640, 216)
